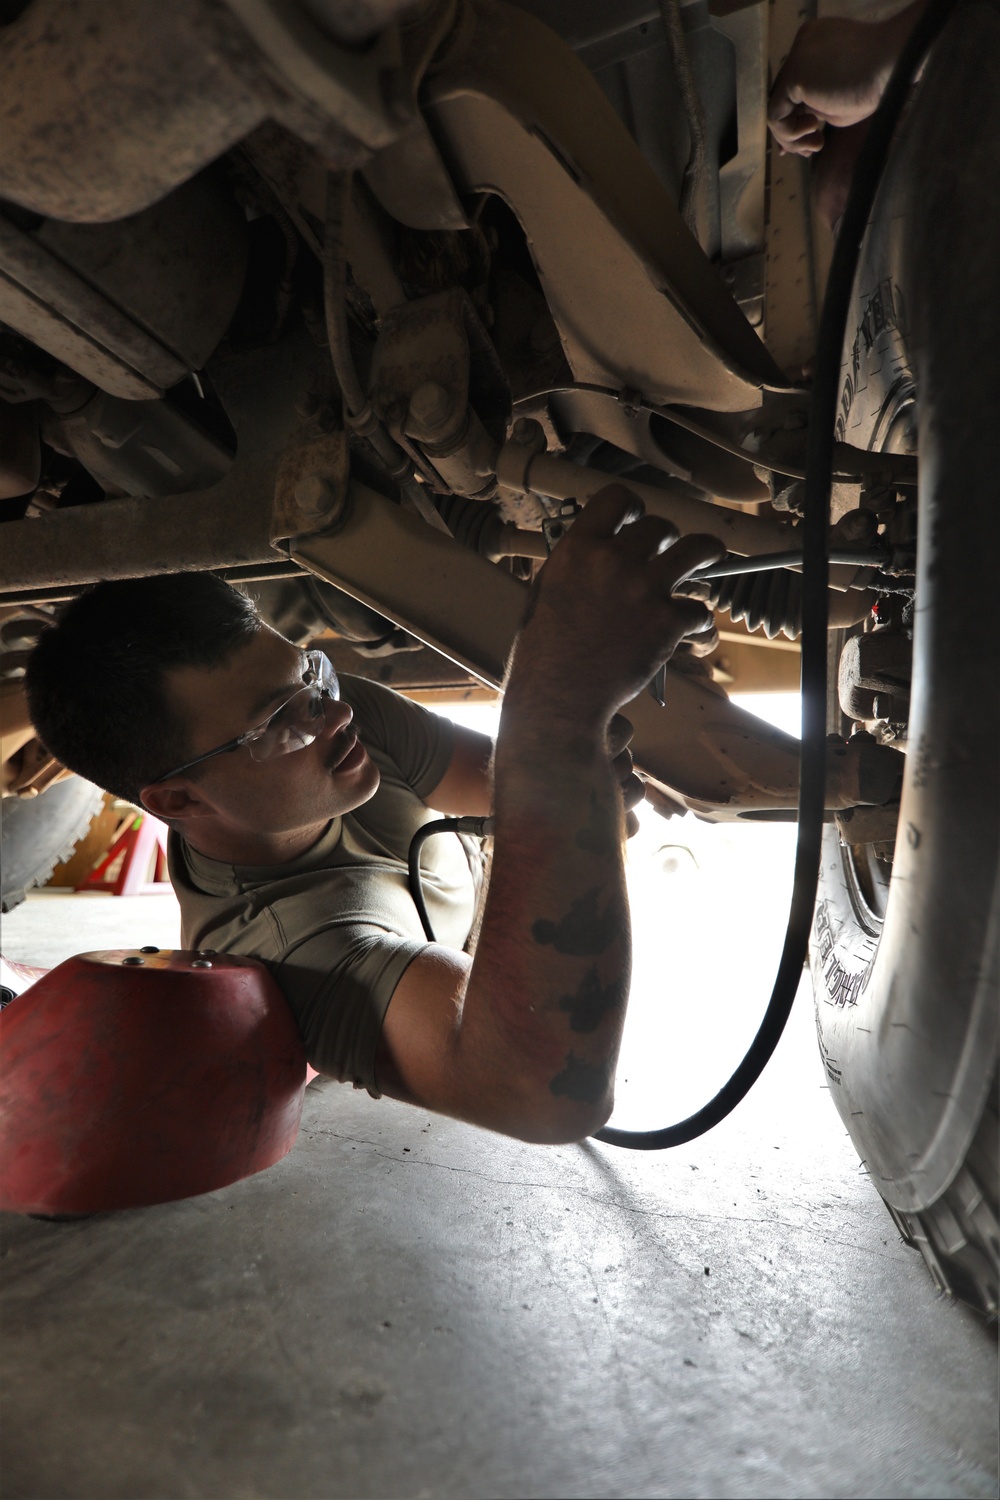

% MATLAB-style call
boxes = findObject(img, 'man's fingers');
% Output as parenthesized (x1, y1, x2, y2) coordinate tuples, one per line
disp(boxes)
(673, 599, 717, 640)
(782, 128, 827, 156)
(653, 532, 726, 588)
(782, 106, 823, 138)
(767, 87, 797, 125)
(572, 484, 645, 539)
(681, 622, 720, 658)
(616, 512, 680, 558)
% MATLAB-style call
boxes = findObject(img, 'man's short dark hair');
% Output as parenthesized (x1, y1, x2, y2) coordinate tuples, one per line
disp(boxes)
(25, 574, 263, 806)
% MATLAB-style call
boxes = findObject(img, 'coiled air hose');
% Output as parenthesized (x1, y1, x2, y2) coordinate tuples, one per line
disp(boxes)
(406, 0, 953, 1148)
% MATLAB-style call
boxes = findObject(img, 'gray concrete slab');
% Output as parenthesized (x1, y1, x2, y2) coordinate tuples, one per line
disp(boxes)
(1, 888, 996, 1500)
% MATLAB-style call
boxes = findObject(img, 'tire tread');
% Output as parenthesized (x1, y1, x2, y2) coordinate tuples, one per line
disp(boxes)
(885, 1075, 998, 1319)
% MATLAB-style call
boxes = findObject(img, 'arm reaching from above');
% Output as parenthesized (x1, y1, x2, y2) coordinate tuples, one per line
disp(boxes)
(374, 486, 723, 1143)
(768, 2, 926, 156)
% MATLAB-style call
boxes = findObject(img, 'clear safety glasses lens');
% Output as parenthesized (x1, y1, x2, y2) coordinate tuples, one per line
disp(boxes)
(246, 655, 339, 763)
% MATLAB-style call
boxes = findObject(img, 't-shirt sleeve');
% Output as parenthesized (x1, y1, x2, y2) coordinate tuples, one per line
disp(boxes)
(271, 922, 424, 1097)
(342, 674, 454, 802)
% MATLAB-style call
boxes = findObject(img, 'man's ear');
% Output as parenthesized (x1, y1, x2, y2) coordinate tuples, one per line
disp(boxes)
(140, 780, 213, 825)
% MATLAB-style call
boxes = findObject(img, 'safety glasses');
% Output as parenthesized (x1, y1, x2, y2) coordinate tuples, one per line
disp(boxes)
(151, 650, 340, 784)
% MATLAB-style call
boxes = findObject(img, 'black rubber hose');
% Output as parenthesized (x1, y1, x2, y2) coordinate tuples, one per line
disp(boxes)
(595, 0, 954, 1150)
(408, 817, 495, 943)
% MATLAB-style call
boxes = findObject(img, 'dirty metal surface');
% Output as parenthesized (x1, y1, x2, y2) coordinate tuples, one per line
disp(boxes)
(424, 0, 790, 412)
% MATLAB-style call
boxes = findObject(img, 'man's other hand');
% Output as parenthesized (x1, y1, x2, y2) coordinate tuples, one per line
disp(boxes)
(767, 7, 922, 157)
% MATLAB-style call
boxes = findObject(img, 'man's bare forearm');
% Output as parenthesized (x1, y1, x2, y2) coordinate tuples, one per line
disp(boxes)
(452, 686, 631, 1142)
(444, 496, 722, 1142)
(376, 489, 722, 1142)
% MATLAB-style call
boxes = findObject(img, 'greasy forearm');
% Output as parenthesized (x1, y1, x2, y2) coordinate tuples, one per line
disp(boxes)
(452, 685, 630, 1142)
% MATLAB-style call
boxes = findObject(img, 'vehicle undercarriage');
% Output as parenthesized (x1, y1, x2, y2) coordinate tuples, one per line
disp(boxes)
(0, 0, 996, 1313)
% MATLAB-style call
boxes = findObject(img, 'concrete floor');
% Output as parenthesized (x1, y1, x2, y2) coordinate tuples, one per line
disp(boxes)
(1, 887, 997, 1500)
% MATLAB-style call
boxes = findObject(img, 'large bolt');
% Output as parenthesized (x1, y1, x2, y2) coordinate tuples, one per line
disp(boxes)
(511, 417, 546, 452)
(408, 382, 452, 430)
(294, 474, 339, 520)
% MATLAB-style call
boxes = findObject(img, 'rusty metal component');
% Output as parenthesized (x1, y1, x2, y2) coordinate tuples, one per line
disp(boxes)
(422, 0, 789, 413)
(542, 381, 915, 503)
(835, 802, 902, 846)
(371, 286, 511, 495)
(272, 427, 351, 540)
(838, 630, 913, 722)
(0, 172, 248, 400)
(295, 482, 520, 682)
(830, 731, 905, 809)
(290, 481, 896, 814)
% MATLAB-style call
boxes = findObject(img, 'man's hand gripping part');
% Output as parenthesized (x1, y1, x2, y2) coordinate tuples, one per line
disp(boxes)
(767, 2, 926, 232)
(375, 485, 723, 1144)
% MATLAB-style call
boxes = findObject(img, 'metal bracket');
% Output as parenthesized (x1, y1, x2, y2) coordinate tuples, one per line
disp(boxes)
(271, 426, 350, 541)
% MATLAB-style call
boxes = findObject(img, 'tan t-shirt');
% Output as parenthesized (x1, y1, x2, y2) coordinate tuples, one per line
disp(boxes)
(168, 676, 479, 1096)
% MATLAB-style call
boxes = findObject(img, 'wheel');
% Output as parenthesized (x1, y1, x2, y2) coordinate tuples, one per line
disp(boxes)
(811, 6, 1000, 1317)
(0, 776, 105, 913)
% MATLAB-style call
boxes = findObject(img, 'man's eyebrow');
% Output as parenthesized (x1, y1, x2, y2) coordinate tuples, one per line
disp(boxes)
(247, 657, 308, 721)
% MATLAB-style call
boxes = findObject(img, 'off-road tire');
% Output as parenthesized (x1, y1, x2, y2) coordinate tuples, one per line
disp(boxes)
(0, 777, 105, 914)
(811, 6, 999, 1317)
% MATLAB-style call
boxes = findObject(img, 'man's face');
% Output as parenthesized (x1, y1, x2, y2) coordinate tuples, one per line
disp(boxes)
(161, 626, 380, 842)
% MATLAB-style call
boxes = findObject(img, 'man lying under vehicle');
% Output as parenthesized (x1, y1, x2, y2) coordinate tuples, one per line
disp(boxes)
(25, 488, 722, 1145)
